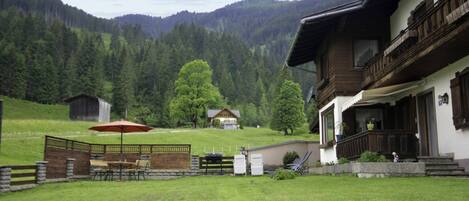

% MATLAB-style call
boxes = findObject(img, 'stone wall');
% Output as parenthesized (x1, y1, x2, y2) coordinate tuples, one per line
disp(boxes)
(309, 162, 426, 178)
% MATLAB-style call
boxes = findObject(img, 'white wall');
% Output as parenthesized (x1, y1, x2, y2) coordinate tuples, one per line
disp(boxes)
(390, 0, 424, 39)
(391, 55, 469, 160)
(415, 55, 469, 160)
(247, 141, 320, 170)
(318, 96, 352, 163)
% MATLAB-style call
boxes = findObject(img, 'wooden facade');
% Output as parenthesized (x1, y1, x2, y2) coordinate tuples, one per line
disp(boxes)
(363, 0, 469, 89)
(64, 94, 111, 122)
(314, 3, 396, 108)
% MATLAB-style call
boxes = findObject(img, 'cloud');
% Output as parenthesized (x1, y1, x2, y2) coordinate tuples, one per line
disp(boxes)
(62, 0, 242, 19)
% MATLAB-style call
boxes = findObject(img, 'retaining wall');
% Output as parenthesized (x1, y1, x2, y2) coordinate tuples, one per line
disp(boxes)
(309, 162, 426, 178)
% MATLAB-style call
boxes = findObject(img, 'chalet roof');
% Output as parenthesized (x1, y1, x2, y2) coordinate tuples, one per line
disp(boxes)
(64, 94, 110, 105)
(286, 0, 396, 67)
(207, 109, 241, 118)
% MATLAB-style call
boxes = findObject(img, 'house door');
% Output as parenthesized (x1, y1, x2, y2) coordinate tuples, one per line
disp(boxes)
(417, 90, 439, 156)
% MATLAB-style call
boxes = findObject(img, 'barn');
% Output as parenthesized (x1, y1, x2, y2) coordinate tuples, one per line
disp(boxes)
(64, 94, 111, 122)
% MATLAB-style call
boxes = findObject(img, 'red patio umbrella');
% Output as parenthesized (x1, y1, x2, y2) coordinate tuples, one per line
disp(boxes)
(90, 120, 152, 180)
(89, 120, 153, 161)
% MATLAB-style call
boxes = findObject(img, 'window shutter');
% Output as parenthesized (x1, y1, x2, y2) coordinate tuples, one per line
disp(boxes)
(450, 74, 464, 130)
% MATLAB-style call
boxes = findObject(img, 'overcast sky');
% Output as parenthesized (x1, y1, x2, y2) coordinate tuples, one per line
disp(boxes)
(62, 0, 242, 19)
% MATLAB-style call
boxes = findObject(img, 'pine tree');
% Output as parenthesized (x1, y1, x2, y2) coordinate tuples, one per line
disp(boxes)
(0, 42, 26, 98)
(219, 68, 236, 104)
(112, 47, 135, 118)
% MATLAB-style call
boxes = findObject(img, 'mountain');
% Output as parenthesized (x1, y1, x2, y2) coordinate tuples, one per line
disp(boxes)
(0, 4, 276, 127)
(114, 0, 348, 95)
(0, 0, 118, 33)
(115, 0, 310, 64)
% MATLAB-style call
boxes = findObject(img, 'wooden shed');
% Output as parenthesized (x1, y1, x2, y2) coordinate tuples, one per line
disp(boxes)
(64, 94, 111, 122)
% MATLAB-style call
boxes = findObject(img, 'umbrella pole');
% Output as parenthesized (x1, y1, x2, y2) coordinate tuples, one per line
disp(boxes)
(120, 130, 123, 181)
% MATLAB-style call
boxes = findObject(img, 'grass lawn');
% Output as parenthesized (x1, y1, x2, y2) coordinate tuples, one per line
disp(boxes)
(0, 97, 318, 165)
(1, 175, 469, 201)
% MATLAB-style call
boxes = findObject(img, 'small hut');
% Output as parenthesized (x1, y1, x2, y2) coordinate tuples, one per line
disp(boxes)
(64, 94, 111, 122)
(207, 108, 241, 129)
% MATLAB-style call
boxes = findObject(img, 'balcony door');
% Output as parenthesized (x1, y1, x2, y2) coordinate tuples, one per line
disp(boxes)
(417, 90, 439, 156)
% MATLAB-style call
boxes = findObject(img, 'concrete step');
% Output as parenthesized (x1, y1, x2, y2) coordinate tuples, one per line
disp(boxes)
(427, 171, 469, 177)
(418, 156, 454, 163)
(426, 167, 465, 172)
(425, 161, 459, 166)
(427, 169, 466, 175)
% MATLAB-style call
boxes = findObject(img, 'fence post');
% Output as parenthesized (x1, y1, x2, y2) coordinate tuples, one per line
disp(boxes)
(36, 161, 48, 184)
(66, 158, 75, 179)
(0, 167, 11, 193)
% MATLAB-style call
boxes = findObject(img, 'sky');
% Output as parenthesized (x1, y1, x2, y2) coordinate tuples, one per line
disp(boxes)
(61, 0, 243, 19)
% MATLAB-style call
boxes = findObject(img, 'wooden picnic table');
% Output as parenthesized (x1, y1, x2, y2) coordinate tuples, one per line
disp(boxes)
(106, 161, 137, 180)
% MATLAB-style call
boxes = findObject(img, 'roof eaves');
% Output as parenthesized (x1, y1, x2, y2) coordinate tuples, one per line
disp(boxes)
(285, 0, 371, 67)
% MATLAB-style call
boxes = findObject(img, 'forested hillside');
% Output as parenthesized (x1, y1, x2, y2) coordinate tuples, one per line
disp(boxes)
(0, 0, 118, 33)
(0, 6, 277, 127)
(115, 0, 351, 94)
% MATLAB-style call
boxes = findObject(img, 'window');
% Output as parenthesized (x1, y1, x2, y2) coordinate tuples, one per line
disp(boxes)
(321, 106, 334, 145)
(353, 40, 379, 68)
(450, 67, 469, 129)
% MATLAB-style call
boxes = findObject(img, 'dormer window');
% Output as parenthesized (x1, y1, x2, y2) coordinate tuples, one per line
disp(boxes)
(353, 39, 379, 68)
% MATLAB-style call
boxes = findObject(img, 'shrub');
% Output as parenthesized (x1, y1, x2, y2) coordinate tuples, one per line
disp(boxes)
(213, 119, 221, 128)
(357, 151, 389, 162)
(271, 168, 297, 180)
(283, 151, 299, 168)
(338, 157, 350, 164)
(314, 160, 322, 167)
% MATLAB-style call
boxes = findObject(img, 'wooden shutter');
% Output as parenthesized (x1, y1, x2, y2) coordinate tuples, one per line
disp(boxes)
(450, 73, 464, 130)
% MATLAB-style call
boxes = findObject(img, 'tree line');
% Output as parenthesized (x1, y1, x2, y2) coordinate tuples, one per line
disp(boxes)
(0, 8, 286, 128)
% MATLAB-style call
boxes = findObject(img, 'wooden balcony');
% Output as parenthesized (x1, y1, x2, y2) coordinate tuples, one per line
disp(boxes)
(362, 0, 469, 88)
(336, 130, 418, 160)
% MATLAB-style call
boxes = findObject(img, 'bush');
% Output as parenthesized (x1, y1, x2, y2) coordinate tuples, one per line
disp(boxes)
(271, 168, 297, 180)
(357, 151, 389, 162)
(283, 151, 299, 168)
(314, 160, 322, 167)
(338, 157, 350, 164)
(213, 119, 221, 128)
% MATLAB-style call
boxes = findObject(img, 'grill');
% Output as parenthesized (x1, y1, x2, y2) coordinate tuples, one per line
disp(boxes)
(205, 153, 223, 164)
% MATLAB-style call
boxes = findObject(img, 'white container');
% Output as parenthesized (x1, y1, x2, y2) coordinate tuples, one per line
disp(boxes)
(234, 155, 246, 175)
(250, 154, 264, 176)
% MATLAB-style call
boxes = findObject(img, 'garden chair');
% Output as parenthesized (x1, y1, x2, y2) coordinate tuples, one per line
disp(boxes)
(136, 160, 151, 180)
(287, 151, 312, 175)
(90, 160, 109, 180)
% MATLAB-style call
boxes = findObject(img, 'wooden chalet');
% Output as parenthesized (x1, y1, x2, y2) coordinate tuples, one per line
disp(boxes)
(287, 0, 469, 170)
(64, 94, 111, 122)
(207, 109, 241, 129)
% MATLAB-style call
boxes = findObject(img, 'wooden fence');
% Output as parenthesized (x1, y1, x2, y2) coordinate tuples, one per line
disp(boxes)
(44, 136, 192, 178)
(4, 165, 37, 186)
(199, 156, 234, 174)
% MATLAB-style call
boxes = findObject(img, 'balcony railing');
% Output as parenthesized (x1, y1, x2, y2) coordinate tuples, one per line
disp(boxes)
(336, 130, 418, 160)
(362, 0, 468, 87)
